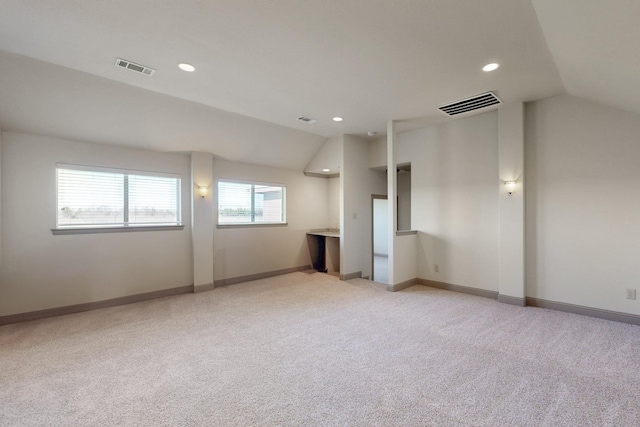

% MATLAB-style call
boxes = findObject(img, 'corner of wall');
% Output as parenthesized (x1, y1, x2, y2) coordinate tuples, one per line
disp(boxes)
(304, 136, 342, 175)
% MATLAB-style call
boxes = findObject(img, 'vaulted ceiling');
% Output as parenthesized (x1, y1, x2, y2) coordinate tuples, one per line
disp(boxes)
(0, 1, 637, 170)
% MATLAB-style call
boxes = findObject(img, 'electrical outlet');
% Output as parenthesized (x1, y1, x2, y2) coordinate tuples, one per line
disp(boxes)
(434, 264, 439, 273)
(626, 289, 636, 300)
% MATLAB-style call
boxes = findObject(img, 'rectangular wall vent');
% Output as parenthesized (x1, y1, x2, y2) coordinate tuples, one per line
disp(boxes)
(115, 58, 156, 76)
(297, 116, 317, 124)
(438, 91, 501, 116)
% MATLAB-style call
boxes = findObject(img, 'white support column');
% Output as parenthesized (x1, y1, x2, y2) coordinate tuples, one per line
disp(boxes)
(0, 130, 2, 275)
(191, 152, 215, 292)
(387, 120, 397, 286)
(498, 103, 525, 306)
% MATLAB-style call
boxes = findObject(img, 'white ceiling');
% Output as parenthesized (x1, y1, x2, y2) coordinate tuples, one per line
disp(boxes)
(531, 0, 640, 115)
(0, 1, 637, 170)
(0, 50, 327, 171)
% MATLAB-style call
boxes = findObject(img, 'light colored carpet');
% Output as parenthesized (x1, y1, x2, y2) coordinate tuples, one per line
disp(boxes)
(1, 272, 640, 426)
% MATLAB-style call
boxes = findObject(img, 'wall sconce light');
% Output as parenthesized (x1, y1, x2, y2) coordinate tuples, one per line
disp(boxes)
(198, 186, 208, 198)
(504, 180, 516, 195)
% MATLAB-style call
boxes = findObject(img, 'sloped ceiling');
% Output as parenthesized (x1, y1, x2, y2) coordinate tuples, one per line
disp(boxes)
(0, 51, 326, 171)
(531, 0, 640, 115)
(0, 1, 636, 170)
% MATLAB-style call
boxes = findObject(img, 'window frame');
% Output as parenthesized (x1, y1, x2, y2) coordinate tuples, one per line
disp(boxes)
(216, 178, 287, 228)
(52, 163, 184, 235)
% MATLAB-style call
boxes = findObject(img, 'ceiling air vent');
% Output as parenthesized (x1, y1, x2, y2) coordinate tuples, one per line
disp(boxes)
(297, 116, 317, 124)
(438, 91, 501, 116)
(115, 58, 156, 76)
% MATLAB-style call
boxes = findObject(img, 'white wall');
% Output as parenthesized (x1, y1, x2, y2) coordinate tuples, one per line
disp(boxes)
(191, 152, 215, 288)
(397, 170, 411, 230)
(394, 233, 417, 285)
(368, 137, 386, 169)
(401, 112, 500, 291)
(498, 103, 525, 300)
(328, 176, 340, 230)
(0, 129, 2, 277)
(213, 159, 329, 281)
(0, 132, 193, 316)
(305, 136, 341, 174)
(369, 134, 417, 169)
(525, 94, 640, 315)
(341, 135, 387, 278)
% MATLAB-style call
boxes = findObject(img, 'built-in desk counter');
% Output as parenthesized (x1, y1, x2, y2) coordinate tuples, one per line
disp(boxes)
(307, 230, 340, 238)
(306, 229, 340, 275)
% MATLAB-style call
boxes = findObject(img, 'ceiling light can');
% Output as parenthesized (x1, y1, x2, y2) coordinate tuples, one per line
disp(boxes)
(483, 63, 500, 72)
(178, 63, 196, 72)
(332, 117, 343, 122)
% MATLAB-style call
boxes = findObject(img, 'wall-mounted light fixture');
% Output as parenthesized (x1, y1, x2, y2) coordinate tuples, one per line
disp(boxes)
(198, 186, 208, 198)
(504, 180, 516, 195)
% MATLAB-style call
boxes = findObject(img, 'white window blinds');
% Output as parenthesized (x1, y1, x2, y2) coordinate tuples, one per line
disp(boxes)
(56, 164, 181, 228)
(218, 180, 285, 224)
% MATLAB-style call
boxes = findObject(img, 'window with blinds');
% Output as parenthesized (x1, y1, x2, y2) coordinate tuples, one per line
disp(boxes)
(218, 180, 285, 224)
(56, 164, 181, 228)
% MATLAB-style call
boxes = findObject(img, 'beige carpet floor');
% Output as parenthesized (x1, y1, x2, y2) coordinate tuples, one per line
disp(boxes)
(1, 272, 640, 426)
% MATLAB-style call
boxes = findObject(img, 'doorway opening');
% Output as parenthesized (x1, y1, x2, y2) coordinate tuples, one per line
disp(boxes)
(372, 195, 388, 284)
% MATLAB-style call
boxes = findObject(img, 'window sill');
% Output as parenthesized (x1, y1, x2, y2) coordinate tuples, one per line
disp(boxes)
(52, 225, 184, 235)
(217, 223, 288, 229)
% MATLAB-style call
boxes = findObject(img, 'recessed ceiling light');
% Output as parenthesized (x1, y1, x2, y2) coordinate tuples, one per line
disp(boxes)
(367, 131, 378, 137)
(483, 63, 500, 72)
(322, 168, 331, 172)
(333, 117, 343, 122)
(178, 63, 196, 72)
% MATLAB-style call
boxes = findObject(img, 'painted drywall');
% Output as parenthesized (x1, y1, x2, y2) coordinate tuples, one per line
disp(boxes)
(498, 103, 525, 300)
(0, 129, 2, 277)
(394, 233, 417, 285)
(0, 132, 193, 316)
(373, 198, 388, 256)
(397, 170, 411, 230)
(369, 132, 418, 169)
(305, 136, 341, 175)
(213, 159, 329, 281)
(525, 94, 640, 315)
(399, 112, 500, 291)
(368, 137, 386, 169)
(341, 135, 387, 279)
(0, 50, 327, 172)
(386, 123, 417, 286)
(328, 176, 340, 230)
(191, 152, 215, 288)
(386, 123, 398, 284)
